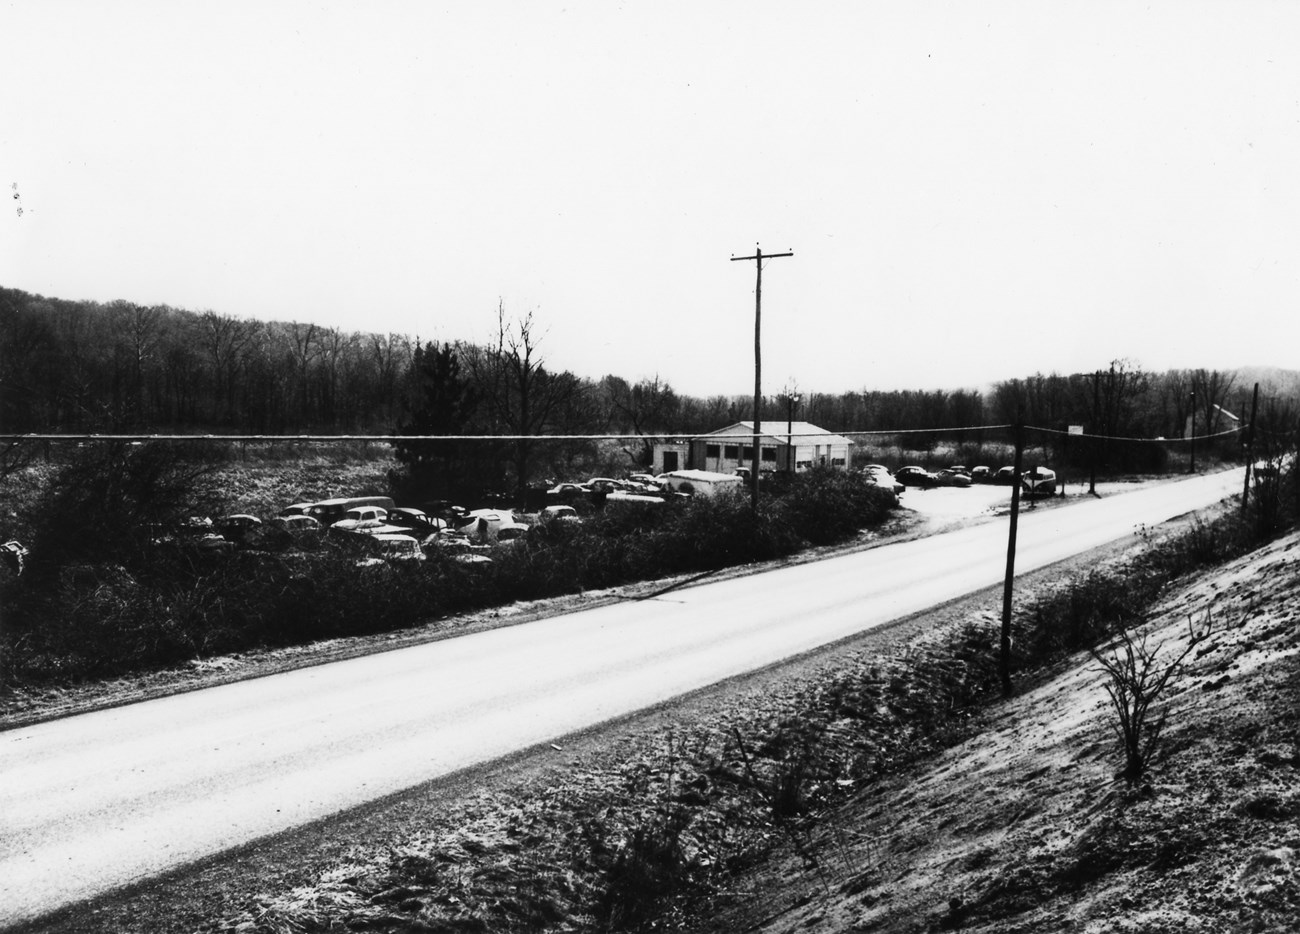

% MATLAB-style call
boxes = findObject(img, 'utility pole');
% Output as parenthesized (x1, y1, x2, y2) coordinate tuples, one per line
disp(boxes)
(1189, 391, 1196, 474)
(1089, 371, 1099, 495)
(1000, 421, 1026, 696)
(1242, 382, 1259, 512)
(781, 387, 802, 474)
(732, 245, 793, 508)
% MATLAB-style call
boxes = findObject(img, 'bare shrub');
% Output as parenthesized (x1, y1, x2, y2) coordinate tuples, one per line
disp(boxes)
(1090, 613, 1215, 786)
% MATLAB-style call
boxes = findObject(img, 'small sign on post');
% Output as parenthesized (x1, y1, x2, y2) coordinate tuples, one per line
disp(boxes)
(1064, 427, 1083, 499)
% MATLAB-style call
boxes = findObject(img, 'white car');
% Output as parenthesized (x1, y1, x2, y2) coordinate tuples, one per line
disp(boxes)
(540, 504, 580, 521)
(457, 508, 522, 542)
(863, 466, 905, 494)
(357, 533, 426, 567)
(332, 506, 390, 531)
(1022, 467, 1057, 496)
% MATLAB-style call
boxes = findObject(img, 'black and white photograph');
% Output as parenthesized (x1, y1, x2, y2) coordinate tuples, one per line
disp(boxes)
(2, 2, 1298, 932)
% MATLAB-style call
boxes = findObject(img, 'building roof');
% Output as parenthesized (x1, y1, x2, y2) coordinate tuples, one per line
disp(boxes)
(699, 421, 854, 447)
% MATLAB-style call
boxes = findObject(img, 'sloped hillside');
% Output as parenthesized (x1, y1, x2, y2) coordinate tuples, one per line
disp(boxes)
(700, 532, 1300, 934)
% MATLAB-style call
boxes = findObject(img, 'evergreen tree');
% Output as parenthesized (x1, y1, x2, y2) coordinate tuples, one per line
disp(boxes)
(392, 341, 484, 499)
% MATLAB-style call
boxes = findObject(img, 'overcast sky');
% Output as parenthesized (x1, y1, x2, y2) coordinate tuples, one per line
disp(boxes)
(4, 1, 1299, 398)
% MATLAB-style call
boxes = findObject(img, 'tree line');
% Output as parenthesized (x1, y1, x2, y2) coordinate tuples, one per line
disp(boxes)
(3, 285, 1292, 486)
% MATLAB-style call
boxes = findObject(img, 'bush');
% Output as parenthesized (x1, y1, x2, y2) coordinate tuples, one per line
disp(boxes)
(3, 466, 897, 689)
(27, 442, 223, 573)
(780, 466, 896, 546)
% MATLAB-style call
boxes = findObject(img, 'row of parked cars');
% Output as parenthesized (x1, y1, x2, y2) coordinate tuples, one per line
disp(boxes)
(167, 490, 594, 567)
(863, 463, 1058, 495)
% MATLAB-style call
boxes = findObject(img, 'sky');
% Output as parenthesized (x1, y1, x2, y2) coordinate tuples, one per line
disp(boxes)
(3, 1, 1299, 399)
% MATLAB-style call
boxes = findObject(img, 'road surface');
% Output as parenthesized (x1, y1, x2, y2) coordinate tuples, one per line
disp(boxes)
(0, 468, 1244, 925)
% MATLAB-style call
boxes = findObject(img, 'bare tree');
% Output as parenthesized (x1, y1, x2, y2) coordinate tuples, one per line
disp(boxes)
(604, 374, 681, 467)
(1191, 368, 1238, 438)
(469, 303, 587, 499)
(110, 301, 165, 427)
(199, 311, 257, 424)
(285, 322, 321, 424)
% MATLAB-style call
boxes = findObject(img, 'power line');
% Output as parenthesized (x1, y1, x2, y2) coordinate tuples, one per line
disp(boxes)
(0, 423, 1245, 445)
(1025, 425, 1243, 444)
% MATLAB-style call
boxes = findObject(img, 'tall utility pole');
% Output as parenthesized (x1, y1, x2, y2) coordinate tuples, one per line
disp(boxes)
(999, 421, 1026, 696)
(1242, 382, 1260, 512)
(732, 245, 794, 507)
(1089, 370, 1099, 495)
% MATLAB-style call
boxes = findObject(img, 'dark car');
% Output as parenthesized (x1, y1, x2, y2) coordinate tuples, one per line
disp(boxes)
(895, 466, 938, 488)
(933, 468, 972, 487)
(992, 466, 1018, 485)
(387, 507, 448, 538)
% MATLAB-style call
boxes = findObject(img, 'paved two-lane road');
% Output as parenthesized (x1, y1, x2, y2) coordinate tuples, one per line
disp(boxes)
(0, 468, 1244, 925)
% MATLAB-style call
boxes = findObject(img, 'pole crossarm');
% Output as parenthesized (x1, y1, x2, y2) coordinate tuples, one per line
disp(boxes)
(730, 251, 794, 262)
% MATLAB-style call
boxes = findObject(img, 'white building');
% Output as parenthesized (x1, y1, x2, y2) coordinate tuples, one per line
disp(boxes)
(654, 421, 853, 476)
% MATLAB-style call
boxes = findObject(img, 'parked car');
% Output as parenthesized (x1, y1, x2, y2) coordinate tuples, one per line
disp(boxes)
(423, 529, 493, 564)
(862, 465, 905, 494)
(586, 477, 624, 493)
(279, 502, 315, 518)
(895, 466, 938, 488)
(387, 507, 449, 537)
(193, 533, 236, 556)
(992, 466, 1018, 485)
(540, 504, 581, 522)
(307, 496, 396, 526)
(273, 514, 322, 538)
(456, 508, 520, 543)
(547, 482, 589, 499)
(357, 533, 427, 567)
(1022, 467, 1057, 496)
(970, 466, 992, 483)
(496, 520, 531, 544)
(450, 552, 493, 566)
(934, 468, 972, 487)
(331, 505, 390, 531)
(215, 514, 262, 542)
(1, 540, 29, 576)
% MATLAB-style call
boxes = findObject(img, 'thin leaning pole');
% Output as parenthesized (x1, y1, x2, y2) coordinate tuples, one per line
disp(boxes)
(731, 245, 793, 508)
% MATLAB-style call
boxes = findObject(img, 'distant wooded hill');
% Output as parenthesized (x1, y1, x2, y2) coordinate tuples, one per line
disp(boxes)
(1, 286, 1293, 443)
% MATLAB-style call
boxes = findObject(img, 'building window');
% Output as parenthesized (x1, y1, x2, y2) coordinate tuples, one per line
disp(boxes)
(706, 444, 720, 458)
(831, 457, 846, 467)
(761, 447, 777, 462)
(724, 445, 740, 459)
